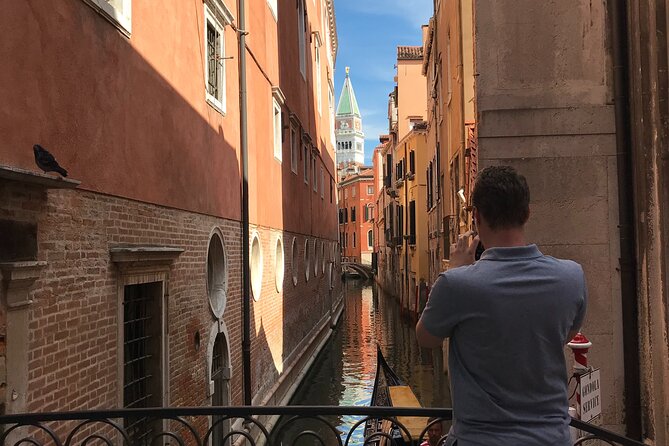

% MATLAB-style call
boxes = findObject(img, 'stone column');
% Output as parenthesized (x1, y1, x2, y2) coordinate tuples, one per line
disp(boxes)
(0, 261, 46, 416)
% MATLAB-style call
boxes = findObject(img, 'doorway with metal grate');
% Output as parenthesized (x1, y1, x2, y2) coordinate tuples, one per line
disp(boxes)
(123, 281, 163, 445)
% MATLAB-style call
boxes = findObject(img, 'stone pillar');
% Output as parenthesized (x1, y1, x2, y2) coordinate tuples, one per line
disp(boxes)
(0, 261, 46, 415)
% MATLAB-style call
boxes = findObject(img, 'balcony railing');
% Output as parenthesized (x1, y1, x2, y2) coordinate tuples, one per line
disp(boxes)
(0, 406, 645, 446)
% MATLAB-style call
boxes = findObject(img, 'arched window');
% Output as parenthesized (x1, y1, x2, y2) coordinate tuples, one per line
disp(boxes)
(368, 229, 373, 248)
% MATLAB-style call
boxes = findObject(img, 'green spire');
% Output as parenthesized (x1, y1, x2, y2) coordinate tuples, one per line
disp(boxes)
(336, 67, 361, 117)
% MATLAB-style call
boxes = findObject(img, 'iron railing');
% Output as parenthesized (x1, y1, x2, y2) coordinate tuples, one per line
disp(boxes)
(0, 406, 645, 446)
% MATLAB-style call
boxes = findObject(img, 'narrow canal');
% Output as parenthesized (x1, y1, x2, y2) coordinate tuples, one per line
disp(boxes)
(273, 281, 452, 444)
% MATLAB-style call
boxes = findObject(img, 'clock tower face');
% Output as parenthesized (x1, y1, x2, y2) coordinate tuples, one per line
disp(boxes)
(337, 118, 353, 131)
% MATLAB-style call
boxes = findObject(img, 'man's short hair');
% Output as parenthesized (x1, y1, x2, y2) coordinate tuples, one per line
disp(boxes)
(472, 166, 530, 230)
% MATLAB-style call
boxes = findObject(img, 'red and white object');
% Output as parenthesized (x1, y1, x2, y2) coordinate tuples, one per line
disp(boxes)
(567, 332, 592, 372)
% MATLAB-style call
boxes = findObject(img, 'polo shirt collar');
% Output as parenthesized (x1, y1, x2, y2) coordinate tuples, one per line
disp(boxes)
(480, 244, 543, 261)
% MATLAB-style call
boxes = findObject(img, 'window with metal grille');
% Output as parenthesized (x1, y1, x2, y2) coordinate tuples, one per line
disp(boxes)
(203, 2, 233, 114)
(205, 5, 226, 113)
(123, 282, 163, 445)
(211, 333, 230, 445)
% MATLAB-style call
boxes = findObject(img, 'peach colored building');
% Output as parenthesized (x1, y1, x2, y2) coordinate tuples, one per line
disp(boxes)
(338, 170, 375, 265)
(374, 46, 428, 308)
(0, 0, 341, 441)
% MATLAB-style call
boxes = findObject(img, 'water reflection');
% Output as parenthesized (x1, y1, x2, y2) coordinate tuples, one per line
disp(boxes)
(274, 281, 451, 445)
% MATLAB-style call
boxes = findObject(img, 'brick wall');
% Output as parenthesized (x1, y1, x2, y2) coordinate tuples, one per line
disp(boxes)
(0, 180, 342, 438)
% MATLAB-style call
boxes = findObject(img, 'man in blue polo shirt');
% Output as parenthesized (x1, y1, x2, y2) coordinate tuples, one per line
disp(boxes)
(416, 166, 587, 446)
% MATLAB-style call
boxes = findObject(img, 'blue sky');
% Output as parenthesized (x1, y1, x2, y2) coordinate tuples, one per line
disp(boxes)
(333, 0, 433, 165)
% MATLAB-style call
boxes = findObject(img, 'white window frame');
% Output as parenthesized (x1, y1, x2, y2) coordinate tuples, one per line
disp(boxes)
(82, 0, 132, 35)
(290, 125, 298, 174)
(298, 0, 306, 79)
(204, 3, 234, 115)
(273, 98, 282, 162)
(304, 145, 309, 185)
(320, 167, 324, 199)
(312, 157, 318, 192)
(314, 35, 322, 115)
(267, 0, 278, 20)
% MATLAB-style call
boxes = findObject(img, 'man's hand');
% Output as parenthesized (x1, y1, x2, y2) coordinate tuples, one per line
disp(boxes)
(449, 231, 480, 268)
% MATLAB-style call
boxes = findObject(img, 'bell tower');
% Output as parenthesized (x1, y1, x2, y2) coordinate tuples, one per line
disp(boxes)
(335, 67, 365, 170)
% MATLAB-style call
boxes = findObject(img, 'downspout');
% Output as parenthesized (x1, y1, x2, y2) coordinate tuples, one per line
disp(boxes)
(237, 0, 252, 406)
(609, 0, 642, 439)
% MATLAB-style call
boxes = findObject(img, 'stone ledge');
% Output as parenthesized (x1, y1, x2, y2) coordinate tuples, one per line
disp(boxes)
(110, 246, 184, 265)
(0, 261, 47, 308)
(0, 165, 80, 189)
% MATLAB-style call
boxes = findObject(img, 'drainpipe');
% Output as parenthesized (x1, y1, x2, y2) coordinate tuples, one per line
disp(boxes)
(237, 0, 252, 406)
(609, 0, 642, 439)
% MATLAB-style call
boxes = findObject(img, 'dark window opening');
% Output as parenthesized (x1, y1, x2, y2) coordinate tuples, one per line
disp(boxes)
(123, 281, 163, 446)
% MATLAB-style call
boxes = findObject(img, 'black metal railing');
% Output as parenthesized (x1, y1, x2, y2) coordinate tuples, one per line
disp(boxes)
(0, 406, 645, 446)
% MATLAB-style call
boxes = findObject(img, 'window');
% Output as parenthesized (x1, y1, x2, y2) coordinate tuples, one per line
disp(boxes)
(298, 0, 306, 79)
(83, 0, 132, 34)
(291, 237, 298, 286)
(409, 150, 415, 174)
(315, 39, 322, 115)
(351, 206, 356, 222)
(368, 230, 373, 248)
(363, 204, 369, 222)
(344, 189, 348, 199)
(267, 0, 277, 19)
(409, 200, 416, 245)
(304, 144, 309, 184)
(352, 187, 356, 197)
(250, 233, 263, 300)
(207, 231, 228, 318)
(312, 157, 318, 192)
(123, 282, 163, 444)
(273, 98, 282, 162)
(353, 232, 356, 248)
(204, 2, 234, 114)
(304, 240, 311, 281)
(329, 85, 336, 144)
(367, 185, 373, 195)
(275, 237, 284, 292)
(320, 167, 325, 199)
(290, 125, 298, 174)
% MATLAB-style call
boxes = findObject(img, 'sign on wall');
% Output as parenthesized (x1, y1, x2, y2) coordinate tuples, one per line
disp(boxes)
(579, 368, 602, 422)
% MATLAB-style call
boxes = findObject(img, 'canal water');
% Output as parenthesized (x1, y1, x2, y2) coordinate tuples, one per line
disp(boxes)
(273, 281, 451, 445)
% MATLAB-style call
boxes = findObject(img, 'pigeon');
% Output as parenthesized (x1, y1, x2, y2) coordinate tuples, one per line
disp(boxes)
(33, 144, 68, 177)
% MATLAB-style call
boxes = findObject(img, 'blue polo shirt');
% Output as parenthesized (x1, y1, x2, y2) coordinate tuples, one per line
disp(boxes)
(420, 245, 587, 446)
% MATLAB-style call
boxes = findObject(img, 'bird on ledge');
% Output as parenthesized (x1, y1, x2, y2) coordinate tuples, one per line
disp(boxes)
(33, 144, 68, 177)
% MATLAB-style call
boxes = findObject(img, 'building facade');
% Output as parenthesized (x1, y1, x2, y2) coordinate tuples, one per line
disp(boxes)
(422, 0, 475, 283)
(0, 0, 342, 441)
(335, 68, 365, 170)
(374, 46, 428, 316)
(338, 170, 375, 265)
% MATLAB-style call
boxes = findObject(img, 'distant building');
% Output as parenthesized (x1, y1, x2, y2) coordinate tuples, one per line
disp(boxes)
(338, 169, 374, 265)
(335, 67, 365, 170)
(374, 45, 428, 318)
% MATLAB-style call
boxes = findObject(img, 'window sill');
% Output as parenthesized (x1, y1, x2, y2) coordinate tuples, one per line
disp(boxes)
(80, 0, 131, 37)
(206, 96, 226, 116)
